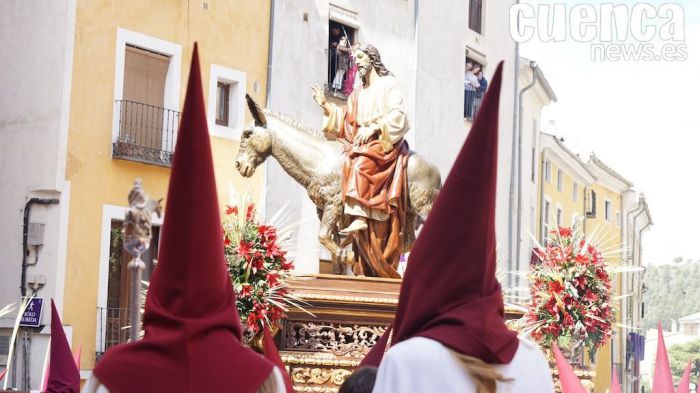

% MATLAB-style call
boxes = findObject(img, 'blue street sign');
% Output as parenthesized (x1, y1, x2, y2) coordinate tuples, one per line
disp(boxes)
(19, 298, 44, 328)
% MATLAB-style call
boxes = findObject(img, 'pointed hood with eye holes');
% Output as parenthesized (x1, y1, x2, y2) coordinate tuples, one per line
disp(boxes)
(93, 44, 274, 393)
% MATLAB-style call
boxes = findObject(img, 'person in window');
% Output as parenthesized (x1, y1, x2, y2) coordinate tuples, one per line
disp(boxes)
(464, 61, 480, 119)
(475, 67, 488, 98)
(332, 35, 351, 92)
(329, 25, 342, 86)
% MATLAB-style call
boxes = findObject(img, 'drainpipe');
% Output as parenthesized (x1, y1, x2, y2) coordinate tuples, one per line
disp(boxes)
(625, 200, 644, 262)
(537, 150, 545, 244)
(265, 0, 275, 108)
(261, 0, 275, 220)
(508, 0, 521, 288)
(514, 61, 538, 288)
(21, 198, 59, 297)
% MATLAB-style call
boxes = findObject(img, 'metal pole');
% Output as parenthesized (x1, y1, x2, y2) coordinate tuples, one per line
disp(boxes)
(122, 179, 162, 342)
(127, 254, 145, 342)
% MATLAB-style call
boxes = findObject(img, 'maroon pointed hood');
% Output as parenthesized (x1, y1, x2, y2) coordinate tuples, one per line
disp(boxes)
(94, 43, 273, 392)
(46, 300, 80, 393)
(362, 62, 518, 366)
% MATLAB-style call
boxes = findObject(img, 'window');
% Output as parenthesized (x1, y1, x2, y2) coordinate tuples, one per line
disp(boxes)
(572, 182, 578, 202)
(208, 64, 246, 139)
(116, 45, 173, 164)
(215, 82, 230, 126)
(605, 200, 612, 221)
(0, 335, 8, 365)
(557, 169, 563, 192)
(587, 189, 597, 218)
(464, 55, 484, 120)
(469, 0, 483, 34)
(545, 160, 552, 183)
(542, 199, 551, 242)
(112, 29, 182, 166)
(103, 220, 160, 350)
(328, 21, 356, 96)
(556, 207, 563, 226)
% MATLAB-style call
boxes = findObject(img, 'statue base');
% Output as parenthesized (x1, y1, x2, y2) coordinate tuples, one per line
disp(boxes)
(279, 274, 528, 392)
(280, 274, 399, 392)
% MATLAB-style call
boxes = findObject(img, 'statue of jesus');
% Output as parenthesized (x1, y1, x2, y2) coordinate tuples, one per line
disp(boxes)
(311, 44, 410, 277)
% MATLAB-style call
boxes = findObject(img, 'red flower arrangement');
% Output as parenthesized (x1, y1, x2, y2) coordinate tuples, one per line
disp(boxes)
(222, 201, 298, 337)
(525, 223, 615, 359)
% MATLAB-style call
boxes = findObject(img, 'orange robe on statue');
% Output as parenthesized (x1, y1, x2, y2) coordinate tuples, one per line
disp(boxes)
(323, 75, 410, 278)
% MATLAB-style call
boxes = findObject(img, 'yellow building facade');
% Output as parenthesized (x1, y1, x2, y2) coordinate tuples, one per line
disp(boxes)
(62, 0, 271, 376)
(537, 134, 639, 393)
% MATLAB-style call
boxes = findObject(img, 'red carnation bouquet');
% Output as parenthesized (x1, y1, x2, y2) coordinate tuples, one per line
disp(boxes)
(223, 201, 302, 338)
(525, 223, 615, 360)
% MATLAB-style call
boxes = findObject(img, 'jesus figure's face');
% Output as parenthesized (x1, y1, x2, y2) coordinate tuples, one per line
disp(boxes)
(354, 49, 372, 82)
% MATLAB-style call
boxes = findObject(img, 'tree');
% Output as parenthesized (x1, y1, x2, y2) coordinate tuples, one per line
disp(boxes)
(643, 260, 700, 331)
(668, 339, 700, 385)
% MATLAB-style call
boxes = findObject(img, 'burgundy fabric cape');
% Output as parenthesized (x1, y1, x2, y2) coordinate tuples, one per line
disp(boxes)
(93, 44, 273, 393)
(552, 344, 586, 393)
(262, 327, 293, 393)
(360, 62, 519, 368)
(47, 300, 80, 393)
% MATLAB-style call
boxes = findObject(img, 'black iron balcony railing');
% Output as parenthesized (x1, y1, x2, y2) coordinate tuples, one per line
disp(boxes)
(95, 307, 130, 362)
(113, 100, 179, 167)
(464, 90, 484, 121)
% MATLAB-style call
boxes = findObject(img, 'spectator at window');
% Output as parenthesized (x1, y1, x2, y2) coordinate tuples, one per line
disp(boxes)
(332, 36, 351, 92)
(463, 61, 479, 119)
(329, 25, 342, 85)
(475, 66, 488, 99)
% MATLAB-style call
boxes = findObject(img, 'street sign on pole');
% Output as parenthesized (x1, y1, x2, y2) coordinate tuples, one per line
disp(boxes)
(19, 298, 44, 328)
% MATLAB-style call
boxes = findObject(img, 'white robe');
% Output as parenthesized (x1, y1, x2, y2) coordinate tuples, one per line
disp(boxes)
(81, 367, 287, 393)
(323, 75, 410, 221)
(372, 337, 555, 393)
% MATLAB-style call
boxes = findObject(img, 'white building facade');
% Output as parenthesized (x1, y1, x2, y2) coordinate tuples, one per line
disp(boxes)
(265, 0, 523, 275)
(0, 0, 76, 389)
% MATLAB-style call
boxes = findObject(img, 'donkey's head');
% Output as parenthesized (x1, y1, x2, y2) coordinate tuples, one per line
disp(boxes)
(235, 94, 272, 178)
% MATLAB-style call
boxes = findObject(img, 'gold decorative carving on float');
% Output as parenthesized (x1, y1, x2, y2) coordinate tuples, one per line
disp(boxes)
(290, 367, 352, 391)
(281, 353, 361, 368)
(284, 321, 388, 357)
(293, 292, 399, 305)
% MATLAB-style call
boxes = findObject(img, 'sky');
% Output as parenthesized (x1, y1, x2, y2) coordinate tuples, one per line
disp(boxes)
(519, 0, 700, 264)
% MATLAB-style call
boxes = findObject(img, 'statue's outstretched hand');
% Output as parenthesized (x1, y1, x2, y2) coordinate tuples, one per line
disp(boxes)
(311, 84, 327, 107)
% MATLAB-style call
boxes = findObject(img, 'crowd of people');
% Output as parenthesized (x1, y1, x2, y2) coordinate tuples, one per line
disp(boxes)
(464, 60, 488, 119)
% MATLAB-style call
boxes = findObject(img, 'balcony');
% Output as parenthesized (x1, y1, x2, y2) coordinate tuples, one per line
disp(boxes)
(464, 90, 484, 121)
(112, 100, 179, 167)
(95, 307, 130, 362)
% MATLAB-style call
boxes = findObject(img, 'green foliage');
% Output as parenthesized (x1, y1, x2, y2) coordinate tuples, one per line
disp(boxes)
(668, 339, 700, 383)
(642, 260, 700, 331)
(109, 227, 123, 275)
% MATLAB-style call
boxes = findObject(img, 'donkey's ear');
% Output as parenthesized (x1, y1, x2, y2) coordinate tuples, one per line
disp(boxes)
(246, 94, 267, 128)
